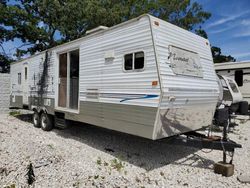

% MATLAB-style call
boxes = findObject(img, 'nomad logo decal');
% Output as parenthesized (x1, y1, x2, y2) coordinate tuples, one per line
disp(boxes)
(120, 95, 159, 102)
(168, 46, 203, 77)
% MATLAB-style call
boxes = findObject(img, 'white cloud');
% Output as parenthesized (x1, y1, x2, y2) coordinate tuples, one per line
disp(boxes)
(234, 30, 250, 38)
(241, 19, 250, 26)
(206, 11, 250, 29)
(209, 25, 235, 34)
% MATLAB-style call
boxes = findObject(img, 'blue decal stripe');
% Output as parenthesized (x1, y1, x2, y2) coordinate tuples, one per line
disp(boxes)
(120, 94, 159, 102)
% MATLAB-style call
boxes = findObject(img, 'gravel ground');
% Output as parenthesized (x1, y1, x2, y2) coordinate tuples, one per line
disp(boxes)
(0, 111, 250, 188)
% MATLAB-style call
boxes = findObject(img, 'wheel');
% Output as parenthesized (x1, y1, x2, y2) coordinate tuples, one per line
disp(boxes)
(33, 111, 41, 128)
(239, 101, 248, 115)
(40, 112, 54, 131)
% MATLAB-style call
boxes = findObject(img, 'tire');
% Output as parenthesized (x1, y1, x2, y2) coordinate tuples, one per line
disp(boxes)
(40, 112, 54, 131)
(33, 111, 41, 128)
(239, 101, 249, 115)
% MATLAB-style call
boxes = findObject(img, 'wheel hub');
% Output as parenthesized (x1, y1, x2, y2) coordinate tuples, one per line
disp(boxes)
(33, 114, 38, 125)
(41, 115, 47, 128)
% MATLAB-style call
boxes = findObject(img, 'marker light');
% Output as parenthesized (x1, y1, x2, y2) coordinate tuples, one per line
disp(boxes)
(152, 81, 158, 86)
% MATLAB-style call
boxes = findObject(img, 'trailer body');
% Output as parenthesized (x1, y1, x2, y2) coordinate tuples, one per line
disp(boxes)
(10, 15, 219, 140)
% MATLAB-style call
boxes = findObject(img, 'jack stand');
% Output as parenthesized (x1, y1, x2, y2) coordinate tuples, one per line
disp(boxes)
(229, 113, 238, 128)
(214, 121, 235, 177)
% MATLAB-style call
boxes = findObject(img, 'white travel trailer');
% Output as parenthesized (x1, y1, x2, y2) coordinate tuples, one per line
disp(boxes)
(217, 75, 243, 106)
(10, 14, 220, 140)
(215, 61, 250, 106)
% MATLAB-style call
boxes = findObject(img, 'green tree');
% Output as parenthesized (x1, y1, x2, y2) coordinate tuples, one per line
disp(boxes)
(0, 1, 11, 72)
(0, 53, 12, 73)
(0, 0, 64, 57)
(0, 0, 211, 56)
(211, 46, 236, 63)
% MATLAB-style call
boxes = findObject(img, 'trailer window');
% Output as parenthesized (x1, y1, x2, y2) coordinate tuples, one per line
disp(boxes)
(25, 67, 27, 80)
(124, 54, 133, 70)
(235, 70, 243, 86)
(18, 73, 21, 85)
(228, 80, 239, 93)
(124, 52, 144, 71)
(134, 52, 144, 69)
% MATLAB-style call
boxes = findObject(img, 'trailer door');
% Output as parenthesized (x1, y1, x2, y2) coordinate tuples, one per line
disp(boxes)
(58, 53, 67, 107)
(58, 49, 79, 110)
(22, 65, 29, 105)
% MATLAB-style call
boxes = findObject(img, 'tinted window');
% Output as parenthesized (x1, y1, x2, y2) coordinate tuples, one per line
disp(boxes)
(124, 54, 133, 70)
(124, 52, 144, 71)
(25, 67, 27, 80)
(134, 52, 144, 69)
(235, 70, 243, 86)
(229, 81, 239, 93)
(18, 73, 21, 85)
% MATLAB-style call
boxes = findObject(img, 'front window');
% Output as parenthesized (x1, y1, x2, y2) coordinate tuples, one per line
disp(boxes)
(228, 80, 239, 93)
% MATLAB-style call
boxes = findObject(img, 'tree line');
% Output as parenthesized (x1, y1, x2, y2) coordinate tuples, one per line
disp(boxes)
(0, 0, 235, 72)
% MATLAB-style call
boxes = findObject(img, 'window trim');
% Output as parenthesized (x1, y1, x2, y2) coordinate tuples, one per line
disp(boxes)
(123, 51, 145, 73)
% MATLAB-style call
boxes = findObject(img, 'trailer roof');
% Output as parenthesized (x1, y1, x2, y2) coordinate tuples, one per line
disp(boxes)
(214, 61, 250, 70)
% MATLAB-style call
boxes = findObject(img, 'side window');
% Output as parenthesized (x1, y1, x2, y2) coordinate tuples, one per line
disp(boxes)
(18, 73, 21, 85)
(25, 67, 27, 80)
(134, 52, 144, 69)
(235, 70, 243, 86)
(124, 54, 133, 71)
(124, 51, 144, 72)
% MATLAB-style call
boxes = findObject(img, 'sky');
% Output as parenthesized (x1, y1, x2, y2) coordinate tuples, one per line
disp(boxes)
(196, 0, 250, 61)
(1, 0, 250, 62)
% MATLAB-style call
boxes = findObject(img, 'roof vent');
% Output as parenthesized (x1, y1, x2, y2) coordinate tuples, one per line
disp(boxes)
(86, 26, 109, 35)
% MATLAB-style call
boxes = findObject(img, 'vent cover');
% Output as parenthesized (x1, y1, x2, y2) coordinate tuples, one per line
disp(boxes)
(86, 26, 109, 35)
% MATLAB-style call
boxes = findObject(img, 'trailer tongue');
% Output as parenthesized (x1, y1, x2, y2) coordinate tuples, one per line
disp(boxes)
(170, 131, 241, 154)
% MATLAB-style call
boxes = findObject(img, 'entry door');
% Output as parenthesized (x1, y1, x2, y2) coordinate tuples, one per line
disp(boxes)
(58, 50, 79, 109)
(58, 53, 67, 107)
(23, 66, 29, 105)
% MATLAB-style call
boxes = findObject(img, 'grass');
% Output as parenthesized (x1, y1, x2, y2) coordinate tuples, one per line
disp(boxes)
(4, 184, 16, 188)
(96, 157, 102, 165)
(72, 181, 80, 188)
(9, 110, 21, 117)
(103, 161, 109, 166)
(96, 156, 125, 172)
(110, 158, 124, 172)
(47, 144, 54, 149)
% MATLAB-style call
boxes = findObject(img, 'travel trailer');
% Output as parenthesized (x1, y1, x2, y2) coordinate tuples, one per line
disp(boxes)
(215, 61, 250, 107)
(217, 75, 248, 115)
(10, 14, 220, 140)
(217, 75, 242, 106)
